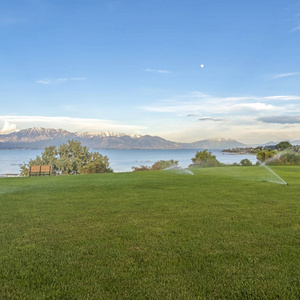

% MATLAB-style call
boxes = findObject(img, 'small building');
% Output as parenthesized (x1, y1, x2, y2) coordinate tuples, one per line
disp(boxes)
(4, 174, 19, 177)
(264, 145, 277, 150)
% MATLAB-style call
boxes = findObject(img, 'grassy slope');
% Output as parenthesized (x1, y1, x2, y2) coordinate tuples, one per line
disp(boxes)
(0, 166, 299, 299)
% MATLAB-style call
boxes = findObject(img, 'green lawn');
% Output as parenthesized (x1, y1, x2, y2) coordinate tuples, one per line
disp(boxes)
(0, 166, 299, 299)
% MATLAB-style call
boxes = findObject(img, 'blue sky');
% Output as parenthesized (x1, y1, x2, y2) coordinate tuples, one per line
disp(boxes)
(1, 0, 300, 144)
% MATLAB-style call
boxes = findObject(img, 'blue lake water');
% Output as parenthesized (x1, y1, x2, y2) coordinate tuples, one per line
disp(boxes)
(0, 149, 258, 176)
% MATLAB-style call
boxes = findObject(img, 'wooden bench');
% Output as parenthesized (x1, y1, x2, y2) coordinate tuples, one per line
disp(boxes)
(29, 165, 52, 176)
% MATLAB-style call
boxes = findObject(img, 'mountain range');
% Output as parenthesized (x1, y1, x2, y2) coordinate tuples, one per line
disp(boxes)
(0, 127, 247, 150)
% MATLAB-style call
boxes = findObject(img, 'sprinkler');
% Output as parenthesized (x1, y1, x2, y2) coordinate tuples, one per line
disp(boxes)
(260, 163, 288, 185)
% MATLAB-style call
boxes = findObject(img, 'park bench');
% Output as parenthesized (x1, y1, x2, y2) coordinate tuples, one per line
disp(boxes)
(29, 165, 52, 176)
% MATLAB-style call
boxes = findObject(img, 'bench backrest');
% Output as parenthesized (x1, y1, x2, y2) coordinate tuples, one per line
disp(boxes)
(30, 166, 41, 173)
(41, 165, 52, 172)
(29, 165, 52, 176)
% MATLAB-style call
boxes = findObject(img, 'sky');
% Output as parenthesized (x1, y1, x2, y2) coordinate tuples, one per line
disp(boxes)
(1, 0, 300, 144)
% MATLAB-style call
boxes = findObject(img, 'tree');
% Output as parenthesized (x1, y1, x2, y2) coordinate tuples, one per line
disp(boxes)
(80, 152, 113, 174)
(267, 152, 300, 166)
(276, 141, 292, 151)
(20, 140, 113, 176)
(132, 159, 179, 172)
(190, 150, 222, 167)
(57, 140, 90, 174)
(240, 158, 252, 166)
(256, 149, 277, 163)
(19, 163, 29, 177)
(132, 165, 152, 172)
(151, 159, 178, 170)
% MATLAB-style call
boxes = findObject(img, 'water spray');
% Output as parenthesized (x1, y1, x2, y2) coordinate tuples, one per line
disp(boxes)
(259, 162, 288, 185)
(164, 165, 194, 175)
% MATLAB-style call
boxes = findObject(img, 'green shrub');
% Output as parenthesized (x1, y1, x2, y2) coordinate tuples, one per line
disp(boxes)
(151, 159, 178, 170)
(190, 150, 223, 168)
(132, 159, 178, 172)
(268, 152, 300, 166)
(276, 141, 292, 151)
(256, 149, 277, 162)
(132, 165, 152, 172)
(240, 159, 252, 166)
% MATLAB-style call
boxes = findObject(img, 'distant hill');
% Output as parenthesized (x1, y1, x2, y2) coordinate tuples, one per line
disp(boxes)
(187, 138, 246, 149)
(0, 127, 246, 150)
(263, 141, 279, 146)
(292, 140, 300, 145)
(262, 140, 300, 146)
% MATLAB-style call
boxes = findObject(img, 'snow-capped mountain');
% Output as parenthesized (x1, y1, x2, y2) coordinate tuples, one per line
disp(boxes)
(0, 127, 246, 149)
(188, 138, 246, 149)
(76, 131, 142, 139)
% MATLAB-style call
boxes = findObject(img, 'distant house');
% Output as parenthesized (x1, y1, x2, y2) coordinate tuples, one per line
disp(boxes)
(264, 145, 277, 150)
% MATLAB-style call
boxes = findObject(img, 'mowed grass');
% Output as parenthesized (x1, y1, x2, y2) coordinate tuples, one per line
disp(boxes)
(0, 166, 299, 299)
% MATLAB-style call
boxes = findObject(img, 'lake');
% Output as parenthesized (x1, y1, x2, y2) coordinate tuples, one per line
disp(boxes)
(0, 149, 258, 176)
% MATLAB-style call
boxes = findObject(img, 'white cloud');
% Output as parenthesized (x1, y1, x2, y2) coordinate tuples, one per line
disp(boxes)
(0, 121, 19, 134)
(1, 92, 300, 144)
(35, 79, 51, 84)
(57, 78, 68, 82)
(233, 102, 281, 112)
(145, 68, 170, 74)
(71, 78, 87, 81)
(290, 8, 300, 32)
(142, 92, 287, 115)
(0, 116, 146, 135)
(35, 77, 87, 84)
(270, 72, 300, 79)
(290, 25, 300, 32)
(263, 95, 300, 101)
(138, 91, 300, 144)
(159, 117, 300, 145)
